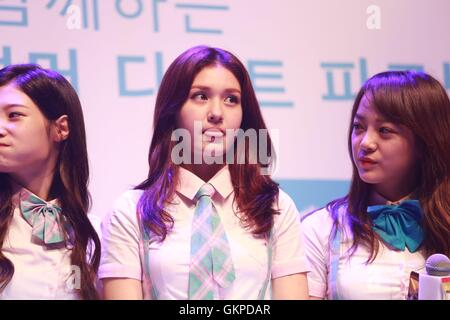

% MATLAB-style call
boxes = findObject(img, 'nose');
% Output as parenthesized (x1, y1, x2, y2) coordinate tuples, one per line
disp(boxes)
(207, 98, 223, 124)
(360, 130, 377, 153)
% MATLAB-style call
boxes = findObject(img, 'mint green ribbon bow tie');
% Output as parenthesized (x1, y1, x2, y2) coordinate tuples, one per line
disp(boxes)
(367, 200, 424, 252)
(20, 192, 66, 245)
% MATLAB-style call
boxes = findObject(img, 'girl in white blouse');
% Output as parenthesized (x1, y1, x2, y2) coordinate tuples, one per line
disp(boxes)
(0, 64, 100, 299)
(100, 46, 310, 299)
(302, 70, 450, 299)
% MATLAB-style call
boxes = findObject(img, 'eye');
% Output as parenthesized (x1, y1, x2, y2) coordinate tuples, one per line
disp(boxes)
(379, 126, 394, 134)
(191, 92, 208, 101)
(8, 112, 24, 119)
(224, 95, 240, 105)
(352, 122, 364, 131)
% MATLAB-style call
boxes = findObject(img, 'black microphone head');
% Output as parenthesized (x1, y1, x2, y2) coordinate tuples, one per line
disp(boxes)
(425, 254, 450, 276)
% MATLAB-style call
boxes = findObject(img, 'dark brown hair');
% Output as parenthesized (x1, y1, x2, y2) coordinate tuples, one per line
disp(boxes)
(327, 71, 450, 262)
(136, 45, 279, 241)
(0, 64, 100, 299)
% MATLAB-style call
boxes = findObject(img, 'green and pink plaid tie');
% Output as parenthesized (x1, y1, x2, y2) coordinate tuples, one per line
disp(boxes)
(19, 190, 67, 246)
(188, 183, 235, 299)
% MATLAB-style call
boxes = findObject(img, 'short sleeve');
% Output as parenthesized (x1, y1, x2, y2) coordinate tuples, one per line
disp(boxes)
(98, 190, 143, 281)
(301, 207, 333, 298)
(270, 190, 311, 279)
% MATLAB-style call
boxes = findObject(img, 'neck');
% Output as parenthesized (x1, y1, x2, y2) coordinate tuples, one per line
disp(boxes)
(181, 163, 225, 182)
(371, 185, 417, 205)
(10, 159, 57, 201)
(371, 171, 418, 204)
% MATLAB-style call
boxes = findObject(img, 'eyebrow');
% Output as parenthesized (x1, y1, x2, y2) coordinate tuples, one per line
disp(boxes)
(190, 85, 241, 94)
(0, 103, 29, 110)
(354, 113, 388, 123)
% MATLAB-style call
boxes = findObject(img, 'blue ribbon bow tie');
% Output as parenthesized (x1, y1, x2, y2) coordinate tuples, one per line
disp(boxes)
(20, 192, 67, 245)
(367, 200, 424, 252)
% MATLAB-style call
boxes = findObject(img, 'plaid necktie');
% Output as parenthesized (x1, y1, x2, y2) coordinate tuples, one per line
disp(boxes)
(188, 183, 235, 299)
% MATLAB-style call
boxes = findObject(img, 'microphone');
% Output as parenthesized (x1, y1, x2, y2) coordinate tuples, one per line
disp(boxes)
(418, 254, 450, 300)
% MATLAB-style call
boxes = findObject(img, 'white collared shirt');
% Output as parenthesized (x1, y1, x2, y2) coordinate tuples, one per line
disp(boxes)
(1, 188, 79, 300)
(302, 200, 426, 300)
(99, 166, 310, 299)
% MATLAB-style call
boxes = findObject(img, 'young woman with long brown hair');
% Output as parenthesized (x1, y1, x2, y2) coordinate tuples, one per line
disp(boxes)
(99, 45, 310, 299)
(302, 70, 450, 299)
(0, 64, 100, 299)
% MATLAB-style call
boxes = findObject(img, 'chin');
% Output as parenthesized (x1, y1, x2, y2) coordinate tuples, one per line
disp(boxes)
(203, 147, 226, 159)
(358, 172, 383, 185)
(204, 140, 226, 151)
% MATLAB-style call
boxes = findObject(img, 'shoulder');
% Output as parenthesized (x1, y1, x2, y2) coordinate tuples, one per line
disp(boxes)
(272, 189, 300, 223)
(301, 207, 333, 228)
(301, 207, 334, 239)
(275, 188, 298, 212)
(301, 201, 351, 242)
(102, 189, 144, 228)
(302, 199, 348, 225)
(112, 189, 144, 209)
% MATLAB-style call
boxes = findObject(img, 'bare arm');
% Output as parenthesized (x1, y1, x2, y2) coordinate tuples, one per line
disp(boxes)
(102, 278, 143, 300)
(271, 272, 309, 300)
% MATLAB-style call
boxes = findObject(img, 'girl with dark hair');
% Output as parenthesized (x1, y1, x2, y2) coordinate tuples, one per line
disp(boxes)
(99, 45, 310, 299)
(0, 64, 100, 299)
(302, 71, 450, 299)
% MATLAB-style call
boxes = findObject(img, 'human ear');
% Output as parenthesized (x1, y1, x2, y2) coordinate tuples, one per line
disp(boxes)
(52, 115, 70, 142)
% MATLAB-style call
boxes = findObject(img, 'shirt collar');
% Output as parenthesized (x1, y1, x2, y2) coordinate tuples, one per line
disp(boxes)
(369, 190, 417, 206)
(177, 166, 234, 201)
(11, 181, 59, 207)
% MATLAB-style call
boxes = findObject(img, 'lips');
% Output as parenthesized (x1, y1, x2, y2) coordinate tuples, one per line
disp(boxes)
(203, 128, 224, 141)
(202, 129, 225, 144)
(358, 156, 377, 167)
(203, 128, 225, 136)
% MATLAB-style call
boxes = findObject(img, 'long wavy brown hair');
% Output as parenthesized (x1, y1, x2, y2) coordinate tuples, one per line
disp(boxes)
(325, 71, 450, 262)
(0, 64, 101, 299)
(136, 46, 279, 242)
